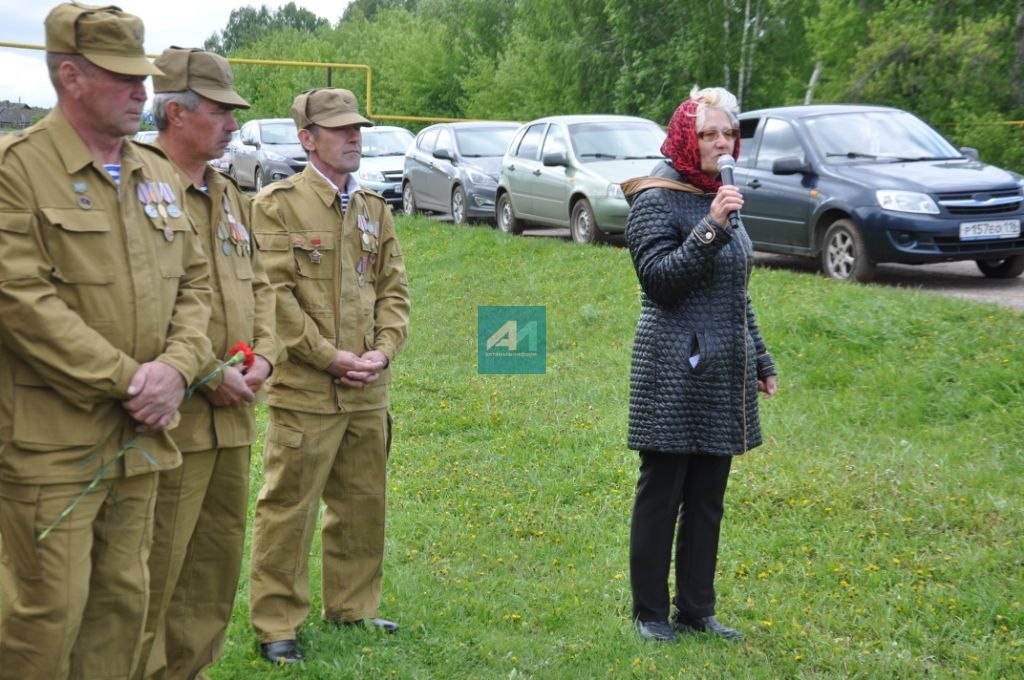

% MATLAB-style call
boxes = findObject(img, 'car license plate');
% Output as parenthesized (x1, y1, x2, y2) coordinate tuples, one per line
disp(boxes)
(959, 219, 1020, 241)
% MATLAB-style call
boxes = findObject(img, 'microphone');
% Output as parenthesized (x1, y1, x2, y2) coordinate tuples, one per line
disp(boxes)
(716, 154, 742, 229)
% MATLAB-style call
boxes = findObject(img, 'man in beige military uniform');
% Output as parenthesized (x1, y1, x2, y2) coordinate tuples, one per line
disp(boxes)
(132, 47, 278, 680)
(248, 88, 409, 665)
(0, 4, 211, 680)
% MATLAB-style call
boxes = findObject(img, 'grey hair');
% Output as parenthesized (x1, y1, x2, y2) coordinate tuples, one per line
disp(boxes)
(46, 53, 92, 92)
(151, 90, 202, 130)
(689, 85, 740, 131)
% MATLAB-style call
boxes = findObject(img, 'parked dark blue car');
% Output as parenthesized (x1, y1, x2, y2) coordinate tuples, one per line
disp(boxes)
(734, 104, 1024, 281)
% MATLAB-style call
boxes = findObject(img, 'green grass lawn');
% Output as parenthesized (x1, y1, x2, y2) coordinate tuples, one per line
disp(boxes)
(210, 216, 1023, 679)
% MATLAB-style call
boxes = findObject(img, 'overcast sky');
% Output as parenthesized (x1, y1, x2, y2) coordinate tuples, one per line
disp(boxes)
(0, 0, 351, 108)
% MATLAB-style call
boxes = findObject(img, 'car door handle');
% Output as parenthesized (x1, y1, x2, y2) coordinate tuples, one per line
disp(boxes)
(747, 179, 762, 189)
(532, 169, 542, 176)
(508, 164, 516, 172)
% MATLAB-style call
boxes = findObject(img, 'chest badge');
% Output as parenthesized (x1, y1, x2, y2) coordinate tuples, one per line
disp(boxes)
(309, 238, 322, 264)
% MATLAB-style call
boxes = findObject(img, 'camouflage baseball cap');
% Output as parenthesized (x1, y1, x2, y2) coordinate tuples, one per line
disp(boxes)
(45, 2, 161, 76)
(291, 88, 372, 130)
(153, 47, 250, 109)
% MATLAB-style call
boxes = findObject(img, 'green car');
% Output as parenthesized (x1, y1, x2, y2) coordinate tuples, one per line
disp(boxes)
(495, 114, 666, 243)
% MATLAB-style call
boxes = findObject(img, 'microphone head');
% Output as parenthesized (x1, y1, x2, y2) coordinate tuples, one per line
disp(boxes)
(716, 154, 736, 171)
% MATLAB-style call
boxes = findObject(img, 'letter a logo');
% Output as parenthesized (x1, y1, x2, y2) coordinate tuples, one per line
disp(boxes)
(486, 320, 518, 351)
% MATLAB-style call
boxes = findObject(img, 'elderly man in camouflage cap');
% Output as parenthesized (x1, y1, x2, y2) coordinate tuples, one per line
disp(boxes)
(247, 88, 409, 665)
(132, 47, 277, 680)
(0, 4, 211, 680)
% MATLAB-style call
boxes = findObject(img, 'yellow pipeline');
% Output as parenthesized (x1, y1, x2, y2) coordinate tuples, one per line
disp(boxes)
(0, 42, 497, 124)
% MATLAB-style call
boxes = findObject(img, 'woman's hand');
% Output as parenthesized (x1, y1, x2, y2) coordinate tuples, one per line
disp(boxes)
(710, 185, 744, 228)
(758, 375, 778, 398)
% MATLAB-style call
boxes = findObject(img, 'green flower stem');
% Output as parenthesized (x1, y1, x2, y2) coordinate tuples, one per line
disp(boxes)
(37, 433, 139, 541)
(36, 350, 246, 542)
(184, 351, 245, 400)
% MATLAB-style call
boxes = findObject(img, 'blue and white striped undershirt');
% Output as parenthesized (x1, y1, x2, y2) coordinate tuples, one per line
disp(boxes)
(104, 163, 120, 186)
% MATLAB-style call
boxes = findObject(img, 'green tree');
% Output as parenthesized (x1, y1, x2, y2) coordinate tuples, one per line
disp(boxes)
(204, 2, 329, 54)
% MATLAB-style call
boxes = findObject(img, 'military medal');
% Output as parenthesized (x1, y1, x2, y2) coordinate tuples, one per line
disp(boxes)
(222, 240, 233, 255)
(356, 255, 367, 287)
(73, 182, 87, 193)
(159, 183, 180, 219)
(164, 227, 175, 242)
(237, 222, 252, 256)
(147, 183, 165, 222)
(77, 195, 93, 210)
(309, 238, 322, 264)
(138, 183, 159, 219)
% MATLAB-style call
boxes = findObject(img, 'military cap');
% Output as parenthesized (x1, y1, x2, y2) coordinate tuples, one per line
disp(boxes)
(44, 2, 161, 76)
(153, 47, 250, 109)
(291, 88, 373, 130)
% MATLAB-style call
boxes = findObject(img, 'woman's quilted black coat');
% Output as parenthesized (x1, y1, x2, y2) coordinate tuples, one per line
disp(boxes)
(624, 162, 775, 456)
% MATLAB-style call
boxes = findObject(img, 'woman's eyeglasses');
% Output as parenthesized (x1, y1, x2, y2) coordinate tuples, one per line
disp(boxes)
(697, 128, 739, 142)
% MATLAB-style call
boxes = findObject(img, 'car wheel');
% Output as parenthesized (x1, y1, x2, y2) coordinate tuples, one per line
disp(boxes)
(821, 218, 876, 282)
(496, 193, 524, 235)
(254, 166, 265, 193)
(570, 198, 602, 244)
(451, 185, 468, 225)
(402, 181, 417, 217)
(976, 255, 1024, 278)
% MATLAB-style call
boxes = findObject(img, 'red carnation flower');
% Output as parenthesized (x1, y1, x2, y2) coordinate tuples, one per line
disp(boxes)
(229, 341, 256, 369)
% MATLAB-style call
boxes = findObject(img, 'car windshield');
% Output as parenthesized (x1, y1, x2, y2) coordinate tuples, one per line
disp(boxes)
(455, 127, 518, 157)
(804, 111, 962, 163)
(363, 129, 414, 157)
(261, 122, 299, 145)
(568, 121, 666, 163)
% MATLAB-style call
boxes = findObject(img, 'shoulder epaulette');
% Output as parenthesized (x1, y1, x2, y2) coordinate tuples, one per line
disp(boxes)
(0, 127, 39, 160)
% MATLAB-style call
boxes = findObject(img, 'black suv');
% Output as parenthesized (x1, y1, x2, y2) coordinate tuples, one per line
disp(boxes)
(734, 104, 1024, 282)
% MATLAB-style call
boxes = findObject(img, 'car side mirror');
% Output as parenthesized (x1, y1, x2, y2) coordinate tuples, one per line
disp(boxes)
(959, 147, 979, 161)
(433, 147, 454, 161)
(543, 151, 568, 167)
(772, 156, 811, 175)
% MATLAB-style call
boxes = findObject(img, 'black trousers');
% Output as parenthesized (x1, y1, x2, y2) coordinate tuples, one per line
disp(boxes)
(629, 450, 733, 623)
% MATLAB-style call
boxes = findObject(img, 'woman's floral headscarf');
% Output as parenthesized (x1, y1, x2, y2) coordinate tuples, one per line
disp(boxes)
(660, 98, 741, 194)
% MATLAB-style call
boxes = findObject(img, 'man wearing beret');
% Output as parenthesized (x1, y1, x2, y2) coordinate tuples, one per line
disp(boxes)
(132, 47, 278, 680)
(0, 4, 211, 680)
(247, 88, 409, 665)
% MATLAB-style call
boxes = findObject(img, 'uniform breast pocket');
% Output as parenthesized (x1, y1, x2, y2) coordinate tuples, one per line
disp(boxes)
(41, 207, 115, 284)
(233, 251, 255, 280)
(155, 221, 190, 278)
(294, 231, 335, 280)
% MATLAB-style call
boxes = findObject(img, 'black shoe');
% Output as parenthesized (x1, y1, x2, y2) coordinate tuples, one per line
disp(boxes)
(634, 619, 677, 643)
(673, 615, 743, 641)
(338, 617, 400, 634)
(260, 639, 303, 665)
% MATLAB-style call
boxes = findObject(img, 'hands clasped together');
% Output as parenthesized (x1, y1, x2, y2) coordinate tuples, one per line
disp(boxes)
(327, 349, 388, 388)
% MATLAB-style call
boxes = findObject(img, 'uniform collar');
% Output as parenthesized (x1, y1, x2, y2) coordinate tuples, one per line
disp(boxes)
(43, 106, 145, 178)
(152, 138, 219, 194)
(305, 160, 360, 208)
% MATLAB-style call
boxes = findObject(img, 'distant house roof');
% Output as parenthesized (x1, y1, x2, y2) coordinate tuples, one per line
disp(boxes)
(0, 100, 49, 129)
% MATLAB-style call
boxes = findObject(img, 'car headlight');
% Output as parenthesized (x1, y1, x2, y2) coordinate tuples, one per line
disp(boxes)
(875, 190, 939, 214)
(466, 167, 497, 186)
(607, 183, 625, 200)
(358, 169, 387, 183)
(263, 150, 287, 162)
